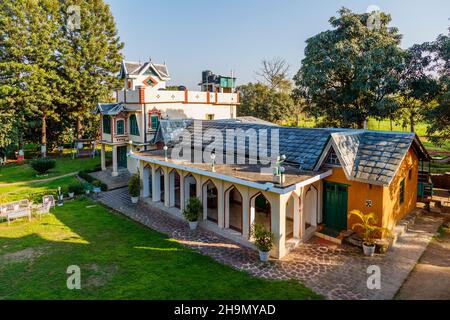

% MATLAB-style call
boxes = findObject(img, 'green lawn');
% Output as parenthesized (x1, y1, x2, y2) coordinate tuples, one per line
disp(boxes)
(0, 198, 322, 300)
(0, 156, 100, 184)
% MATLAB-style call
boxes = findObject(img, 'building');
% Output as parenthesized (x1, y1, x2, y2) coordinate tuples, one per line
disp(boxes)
(94, 60, 240, 176)
(129, 120, 432, 259)
(199, 70, 236, 93)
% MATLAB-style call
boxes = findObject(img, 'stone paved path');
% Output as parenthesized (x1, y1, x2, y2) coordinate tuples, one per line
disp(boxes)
(97, 188, 444, 300)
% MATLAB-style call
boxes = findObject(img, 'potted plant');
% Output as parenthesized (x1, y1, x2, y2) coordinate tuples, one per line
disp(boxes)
(251, 224, 274, 262)
(92, 180, 102, 196)
(183, 197, 202, 230)
(83, 182, 92, 195)
(128, 174, 141, 204)
(349, 210, 391, 257)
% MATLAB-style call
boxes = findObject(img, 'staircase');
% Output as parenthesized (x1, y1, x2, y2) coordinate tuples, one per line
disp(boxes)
(418, 169, 433, 199)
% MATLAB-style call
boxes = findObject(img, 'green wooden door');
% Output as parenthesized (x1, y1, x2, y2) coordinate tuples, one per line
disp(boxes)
(323, 182, 348, 231)
(117, 146, 127, 169)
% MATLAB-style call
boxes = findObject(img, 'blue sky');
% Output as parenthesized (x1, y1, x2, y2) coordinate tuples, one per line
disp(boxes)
(105, 0, 449, 89)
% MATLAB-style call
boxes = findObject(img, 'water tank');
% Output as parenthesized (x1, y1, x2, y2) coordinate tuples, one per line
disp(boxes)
(202, 70, 212, 83)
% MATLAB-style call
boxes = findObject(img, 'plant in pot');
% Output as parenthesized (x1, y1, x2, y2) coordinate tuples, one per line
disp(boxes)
(92, 180, 102, 196)
(68, 184, 83, 199)
(251, 224, 274, 262)
(183, 197, 202, 230)
(349, 210, 391, 257)
(83, 182, 92, 195)
(128, 174, 140, 204)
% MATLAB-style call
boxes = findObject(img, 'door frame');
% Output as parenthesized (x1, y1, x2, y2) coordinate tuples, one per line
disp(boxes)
(117, 146, 127, 169)
(323, 181, 348, 231)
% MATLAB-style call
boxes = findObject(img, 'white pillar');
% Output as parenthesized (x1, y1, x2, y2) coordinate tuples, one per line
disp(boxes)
(179, 172, 185, 211)
(293, 192, 300, 239)
(164, 168, 170, 207)
(217, 181, 224, 229)
(112, 146, 118, 177)
(300, 187, 306, 240)
(152, 166, 160, 202)
(142, 165, 150, 198)
(101, 144, 106, 171)
(271, 194, 288, 259)
(242, 188, 250, 239)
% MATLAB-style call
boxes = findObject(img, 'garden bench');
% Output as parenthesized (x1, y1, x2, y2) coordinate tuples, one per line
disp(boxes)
(0, 199, 32, 225)
(34, 195, 55, 218)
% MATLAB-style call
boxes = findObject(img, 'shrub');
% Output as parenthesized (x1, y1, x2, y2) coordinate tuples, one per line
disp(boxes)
(30, 158, 56, 174)
(128, 174, 140, 197)
(251, 224, 274, 252)
(349, 210, 392, 245)
(183, 197, 202, 222)
(92, 180, 102, 188)
(68, 183, 84, 195)
(83, 182, 92, 192)
(78, 171, 108, 191)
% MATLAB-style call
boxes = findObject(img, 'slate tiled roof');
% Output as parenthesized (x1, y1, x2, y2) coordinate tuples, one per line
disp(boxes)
(94, 103, 129, 115)
(124, 61, 142, 75)
(153, 119, 428, 187)
(153, 63, 170, 78)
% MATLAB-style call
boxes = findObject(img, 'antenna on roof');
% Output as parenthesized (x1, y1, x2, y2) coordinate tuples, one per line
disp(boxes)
(149, 57, 152, 62)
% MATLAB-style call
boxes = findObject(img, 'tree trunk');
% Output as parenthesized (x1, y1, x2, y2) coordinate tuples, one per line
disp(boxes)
(410, 115, 415, 133)
(41, 113, 47, 158)
(76, 117, 82, 139)
(390, 118, 393, 131)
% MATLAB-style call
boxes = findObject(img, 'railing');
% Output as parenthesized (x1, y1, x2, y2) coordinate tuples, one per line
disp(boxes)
(116, 88, 239, 105)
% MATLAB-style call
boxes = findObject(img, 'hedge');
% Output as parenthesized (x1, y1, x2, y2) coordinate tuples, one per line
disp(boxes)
(78, 170, 108, 191)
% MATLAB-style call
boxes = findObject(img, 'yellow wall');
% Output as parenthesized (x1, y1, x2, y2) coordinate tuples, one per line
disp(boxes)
(324, 168, 384, 229)
(382, 148, 418, 231)
(324, 147, 418, 236)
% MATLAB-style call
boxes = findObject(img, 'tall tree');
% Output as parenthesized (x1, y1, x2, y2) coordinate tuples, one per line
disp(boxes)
(255, 57, 292, 93)
(237, 83, 295, 123)
(425, 29, 450, 144)
(293, 7, 404, 128)
(397, 44, 440, 132)
(58, 0, 123, 139)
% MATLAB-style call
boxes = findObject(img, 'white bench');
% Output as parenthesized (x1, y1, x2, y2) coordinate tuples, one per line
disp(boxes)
(0, 200, 32, 225)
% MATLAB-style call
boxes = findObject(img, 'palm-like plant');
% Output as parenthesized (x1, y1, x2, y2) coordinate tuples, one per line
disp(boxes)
(349, 210, 391, 246)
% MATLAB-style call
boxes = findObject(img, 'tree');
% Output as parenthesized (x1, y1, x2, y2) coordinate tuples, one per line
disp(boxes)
(293, 7, 404, 128)
(255, 57, 292, 93)
(237, 83, 295, 123)
(58, 0, 123, 139)
(425, 29, 450, 144)
(397, 44, 440, 132)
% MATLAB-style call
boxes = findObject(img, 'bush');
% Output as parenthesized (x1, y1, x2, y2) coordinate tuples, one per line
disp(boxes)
(128, 174, 140, 197)
(183, 197, 202, 222)
(31, 158, 56, 174)
(68, 183, 84, 195)
(251, 224, 274, 252)
(78, 171, 108, 191)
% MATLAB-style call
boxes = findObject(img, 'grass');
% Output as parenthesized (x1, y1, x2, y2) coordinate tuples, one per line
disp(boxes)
(0, 198, 322, 300)
(0, 156, 100, 184)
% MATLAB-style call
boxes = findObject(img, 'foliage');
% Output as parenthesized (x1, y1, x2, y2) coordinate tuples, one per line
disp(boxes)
(349, 210, 391, 245)
(293, 7, 404, 128)
(425, 29, 450, 145)
(182, 197, 202, 222)
(237, 83, 296, 123)
(128, 174, 140, 197)
(255, 57, 292, 93)
(251, 224, 274, 252)
(30, 158, 56, 174)
(68, 183, 84, 195)
(78, 170, 107, 191)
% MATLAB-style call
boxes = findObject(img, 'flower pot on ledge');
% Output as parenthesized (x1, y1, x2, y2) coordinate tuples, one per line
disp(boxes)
(131, 196, 139, 204)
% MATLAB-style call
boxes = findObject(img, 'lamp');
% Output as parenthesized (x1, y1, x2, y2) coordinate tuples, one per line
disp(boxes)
(163, 145, 168, 161)
(211, 153, 216, 172)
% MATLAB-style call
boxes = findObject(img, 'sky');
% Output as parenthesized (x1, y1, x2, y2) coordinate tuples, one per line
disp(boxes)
(105, 0, 449, 89)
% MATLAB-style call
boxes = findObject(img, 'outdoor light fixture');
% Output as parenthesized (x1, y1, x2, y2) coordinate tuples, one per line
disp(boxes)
(163, 145, 168, 161)
(273, 155, 286, 185)
(57, 187, 64, 206)
(211, 153, 216, 172)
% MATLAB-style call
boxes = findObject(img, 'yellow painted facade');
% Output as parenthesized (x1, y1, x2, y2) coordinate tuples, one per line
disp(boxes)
(324, 147, 419, 235)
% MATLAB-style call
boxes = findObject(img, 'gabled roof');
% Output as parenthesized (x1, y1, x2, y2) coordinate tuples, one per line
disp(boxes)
(120, 60, 170, 80)
(152, 119, 430, 187)
(94, 103, 130, 115)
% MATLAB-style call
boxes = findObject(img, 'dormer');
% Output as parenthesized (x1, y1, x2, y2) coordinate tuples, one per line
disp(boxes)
(119, 60, 171, 91)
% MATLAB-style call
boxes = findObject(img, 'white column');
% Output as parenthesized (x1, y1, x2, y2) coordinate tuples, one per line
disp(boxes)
(112, 146, 118, 177)
(217, 181, 224, 229)
(142, 165, 150, 198)
(293, 192, 300, 239)
(164, 168, 170, 207)
(271, 194, 288, 259)
(101, 144, 106, 171)
(152, 166, 159, 202)
(179, 172, 185, 211)
(300, 187, 306, 240)
(242, 187, 250, 239)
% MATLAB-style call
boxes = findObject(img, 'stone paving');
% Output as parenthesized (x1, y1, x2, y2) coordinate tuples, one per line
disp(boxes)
(97, 187, 444, 300)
